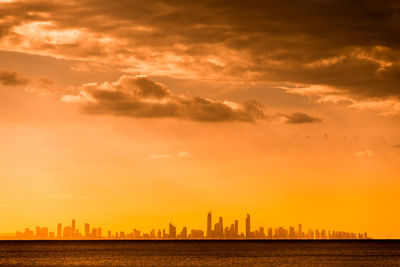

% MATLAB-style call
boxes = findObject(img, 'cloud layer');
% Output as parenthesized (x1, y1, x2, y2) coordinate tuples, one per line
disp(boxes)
(283, 112, 322, 124)
(63, 75, 266, 122)
(62, 75, 323, 124)
(1, 0, 398, 113)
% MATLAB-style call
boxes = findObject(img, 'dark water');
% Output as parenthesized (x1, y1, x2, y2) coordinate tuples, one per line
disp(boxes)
(1, 240, 400, 266)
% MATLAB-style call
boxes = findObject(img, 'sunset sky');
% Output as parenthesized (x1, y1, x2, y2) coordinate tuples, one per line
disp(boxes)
(0, 0, 399, 238)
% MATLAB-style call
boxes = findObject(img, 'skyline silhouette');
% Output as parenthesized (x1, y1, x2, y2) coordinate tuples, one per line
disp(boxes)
(11, 212, 369, 240)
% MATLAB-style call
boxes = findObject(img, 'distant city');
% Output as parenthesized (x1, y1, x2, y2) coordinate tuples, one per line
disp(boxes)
(13, 212, 369, 240)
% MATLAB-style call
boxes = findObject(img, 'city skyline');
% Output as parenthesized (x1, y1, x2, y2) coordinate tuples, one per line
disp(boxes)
(9, 212, 369, 240)
(0, 0, 399, 240)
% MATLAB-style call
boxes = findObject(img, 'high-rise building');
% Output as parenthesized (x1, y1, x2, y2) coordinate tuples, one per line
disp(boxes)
(321, 229, 327, 239)
(214, 222, 220, 237)
(268, 227, 273, 238)
(85, 223, 90, 238)
(235, 220, 239, 238)
(298, 224, 302, 239)
(97, 227, 102, 238)
(258, 227, 265, 238)
(225, 224, 234, 238)
(42, 227, 49, 238)
(133, 229, 141, 238)
(91, 228, 97, 238)
(289, 226, 295, 239)
(315, 229, 320, 239)
(207, 211, 212, 238)
(71, 219, 76, 238)
(245, 214, 251, 238)
(190, 229, 204, 238)
(169, 223, 176, 238)
(219, 217, 223, 238)
(57, 223, 62, 239)
(308, 229, 314, 239)
(180, 227, 187, 238)
(63, 226, 72, 239)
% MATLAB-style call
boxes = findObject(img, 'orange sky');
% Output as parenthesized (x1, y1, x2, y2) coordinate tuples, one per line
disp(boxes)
(0, 0, 400, 238)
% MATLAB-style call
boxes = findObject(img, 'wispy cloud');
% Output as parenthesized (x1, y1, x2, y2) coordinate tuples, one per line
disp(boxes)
(41, 193, 89, 199)
(282, 112, 322, 124)
(148, 151, 193, 160)
(0, 69, 28, 86)
(355, 150, 375, 158)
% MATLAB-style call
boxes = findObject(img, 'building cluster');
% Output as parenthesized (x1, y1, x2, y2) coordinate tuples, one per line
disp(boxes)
(15, 212, 369, 240)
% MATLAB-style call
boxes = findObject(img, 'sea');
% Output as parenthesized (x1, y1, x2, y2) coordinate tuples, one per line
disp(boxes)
(0, 240, 399, 266)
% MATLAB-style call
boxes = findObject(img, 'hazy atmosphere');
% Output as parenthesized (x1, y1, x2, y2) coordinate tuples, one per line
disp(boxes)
(1, 0, 399, 239)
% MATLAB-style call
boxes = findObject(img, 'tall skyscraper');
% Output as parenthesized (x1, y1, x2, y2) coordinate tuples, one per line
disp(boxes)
(71, 219, 76, 238)
(207, 211, 212, 238)
(219, 217, 223, 238)
(169, 223, 176, 238)
(245, 214, 251, 238)
(298, 224, 303, 239)
(91, 228, 97, 238)
(57, 223, 62, 239)
(268, 227, 273, 238)
(235, 220, 239, 238)
(180, 227, 187, 238)
(85, 223, 90, 238)
(315, 229, 320, 239)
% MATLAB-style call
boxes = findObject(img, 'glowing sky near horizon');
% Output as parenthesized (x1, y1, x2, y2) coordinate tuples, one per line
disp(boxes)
(0, 0, 399, 238)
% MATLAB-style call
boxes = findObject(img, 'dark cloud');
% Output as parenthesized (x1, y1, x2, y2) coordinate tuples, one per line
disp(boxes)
(1, 0, 399, 102)
(66, 75, 266, 122)
(0, 69, 28, 86)
(393, 144, 400, 149)
(283, 112, 322, 124)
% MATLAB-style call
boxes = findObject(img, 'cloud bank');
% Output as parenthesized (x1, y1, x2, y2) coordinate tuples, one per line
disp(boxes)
(0, 1, 399, 97)
(62, 75, 321, 124)
(2, 1, 397, 114)
(62, 75, 266, 122)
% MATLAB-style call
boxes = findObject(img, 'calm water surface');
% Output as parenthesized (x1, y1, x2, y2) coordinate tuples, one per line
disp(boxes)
(0, 240, 399, 266)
